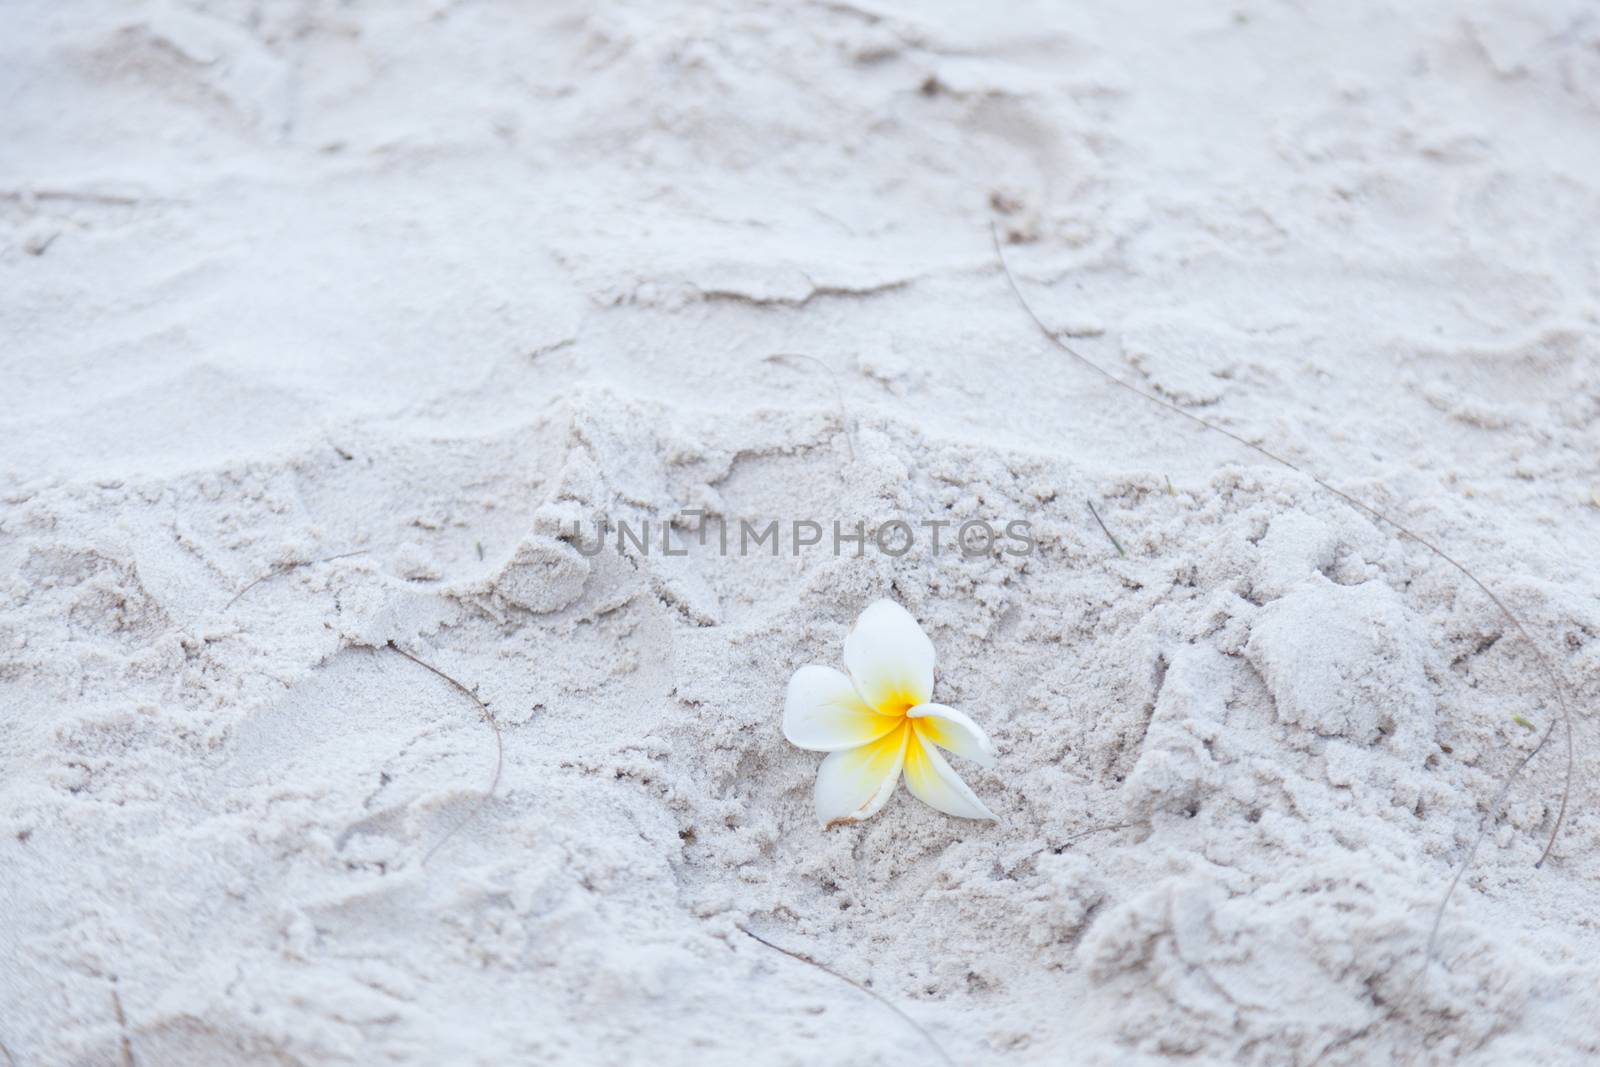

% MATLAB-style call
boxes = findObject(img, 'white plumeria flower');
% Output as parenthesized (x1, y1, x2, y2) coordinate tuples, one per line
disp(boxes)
(783, 599, 998, 826)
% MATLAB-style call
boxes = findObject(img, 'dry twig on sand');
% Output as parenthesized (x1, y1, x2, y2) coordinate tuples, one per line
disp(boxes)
(1085, 499, 1125, 558)
(763, 353, 857, 464)
(111, 978, 134, 1067)
(224, 550, 368, 610)
(740, 926, 955, 1067)
(384, 641, 504, 866)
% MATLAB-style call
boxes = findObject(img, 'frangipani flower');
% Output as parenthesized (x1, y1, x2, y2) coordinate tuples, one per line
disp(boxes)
(784, 599, 998, 826)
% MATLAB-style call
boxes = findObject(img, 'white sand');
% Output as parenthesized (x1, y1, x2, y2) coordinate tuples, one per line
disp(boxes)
(4, 1, 1600, 1063)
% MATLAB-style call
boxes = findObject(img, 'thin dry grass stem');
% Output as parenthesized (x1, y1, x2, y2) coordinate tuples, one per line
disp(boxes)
(990, 221, 1574, 961)
(764, 353, 857, 463)
(224, 550, 369, 609)
(0, 188, 149, 206)
(1061, 820, 1133, 847)
(110, 979, 134, 1067)
(739, 926, 956, 1067)
(1085, 498, 1126, 558)
(0, 1037, 15, 1067)
(1021, 820, 1136, 864)
(384, 641, 504, 866)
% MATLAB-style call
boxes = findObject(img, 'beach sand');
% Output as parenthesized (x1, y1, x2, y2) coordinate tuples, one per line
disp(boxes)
(3, 1, 1599, 1063)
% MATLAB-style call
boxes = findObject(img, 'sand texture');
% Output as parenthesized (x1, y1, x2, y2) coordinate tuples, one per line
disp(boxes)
(4, 1, 1600, 1064)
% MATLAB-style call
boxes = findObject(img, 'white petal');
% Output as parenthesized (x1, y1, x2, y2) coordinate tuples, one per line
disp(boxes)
(906, 703, 996, 767)
(843, 599, 936, 713)
(784, 665, 899, 751)
(904, 727, 997, 821)
(814, 723, 909, 827)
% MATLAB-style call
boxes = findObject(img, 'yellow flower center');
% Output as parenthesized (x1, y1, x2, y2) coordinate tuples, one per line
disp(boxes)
(875, 691, 919, 718)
